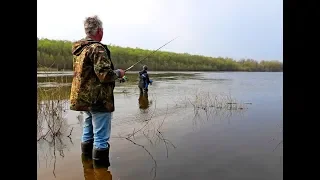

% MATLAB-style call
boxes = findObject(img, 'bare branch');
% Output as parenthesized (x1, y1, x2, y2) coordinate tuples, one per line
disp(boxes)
(124, 137, 158, 180)
(67, 127, 73, 138)
(273, 140, 283, 152)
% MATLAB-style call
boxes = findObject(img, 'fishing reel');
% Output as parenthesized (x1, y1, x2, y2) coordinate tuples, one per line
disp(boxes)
(119, 75, 127, 83)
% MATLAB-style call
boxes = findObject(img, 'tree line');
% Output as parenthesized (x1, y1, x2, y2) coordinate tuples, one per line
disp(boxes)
(37, 38, 283, 72)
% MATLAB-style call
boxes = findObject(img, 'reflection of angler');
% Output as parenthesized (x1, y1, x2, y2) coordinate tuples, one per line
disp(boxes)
(81, 141, 113, 180)
(81, 153, 112, 180)
(138, 93, 149, 110)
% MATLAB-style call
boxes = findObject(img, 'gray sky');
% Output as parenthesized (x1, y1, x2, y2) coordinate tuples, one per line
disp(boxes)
(37, 0, 283, 61)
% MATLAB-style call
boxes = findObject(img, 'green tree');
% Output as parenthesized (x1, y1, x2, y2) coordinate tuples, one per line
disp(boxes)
(37, 38, 283, 72)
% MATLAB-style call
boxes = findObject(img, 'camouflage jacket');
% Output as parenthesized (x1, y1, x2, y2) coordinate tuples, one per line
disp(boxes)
(69, 38, 119, 112)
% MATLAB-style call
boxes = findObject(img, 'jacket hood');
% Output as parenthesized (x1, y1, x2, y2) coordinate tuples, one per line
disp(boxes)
(72, 38, 99, 56)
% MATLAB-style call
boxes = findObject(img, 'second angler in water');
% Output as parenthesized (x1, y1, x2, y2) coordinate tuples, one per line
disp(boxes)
(138, 65, 152, 95)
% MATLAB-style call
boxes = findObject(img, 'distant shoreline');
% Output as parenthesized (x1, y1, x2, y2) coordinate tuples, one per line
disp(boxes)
(37, 69, 283, 74)
(37, 38, 283, 72)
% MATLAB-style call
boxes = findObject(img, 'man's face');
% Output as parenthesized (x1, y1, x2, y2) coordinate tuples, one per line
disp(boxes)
(96, 28, 104, 41)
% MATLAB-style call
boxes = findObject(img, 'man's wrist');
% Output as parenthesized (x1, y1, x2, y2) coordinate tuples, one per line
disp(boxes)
(114, 70, 120, 78)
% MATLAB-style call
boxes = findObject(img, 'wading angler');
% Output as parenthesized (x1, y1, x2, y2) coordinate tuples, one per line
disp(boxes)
(69, 15, 125, 169)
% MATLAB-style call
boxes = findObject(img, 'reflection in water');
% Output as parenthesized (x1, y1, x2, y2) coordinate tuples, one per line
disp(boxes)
(112, 91, 251, 180)
(138, 92, 150, 110)
(37, 134, 74, 177)
(114, 102, 177, 180)
(191, 103, 248, 129)
(38, 96, 250, 179)
(81, 154, 112, 180)
(36, 72, 283, 180)
(37, 73, 254, 180)
(269, 124, 283, 154)
(37, 96, 74, 177)
(37, 91, 252, 180)
(180, 91, 251, 128)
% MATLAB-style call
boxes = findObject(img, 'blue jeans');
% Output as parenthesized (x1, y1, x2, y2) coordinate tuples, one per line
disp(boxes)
(81, 111, 112, 149)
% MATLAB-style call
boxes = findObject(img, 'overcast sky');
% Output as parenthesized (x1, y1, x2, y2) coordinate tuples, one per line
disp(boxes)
(37, 0, 282, 61)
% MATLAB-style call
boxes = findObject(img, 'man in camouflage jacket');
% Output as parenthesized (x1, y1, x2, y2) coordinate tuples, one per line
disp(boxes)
(70, 15, 125, 169)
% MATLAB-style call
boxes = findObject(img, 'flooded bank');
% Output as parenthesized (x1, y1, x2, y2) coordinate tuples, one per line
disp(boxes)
(37, 72, 283, 180)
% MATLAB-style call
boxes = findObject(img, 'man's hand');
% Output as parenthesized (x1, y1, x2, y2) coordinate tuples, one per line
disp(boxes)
(118, 69, 125, 78)
(115, 69, 125, 78)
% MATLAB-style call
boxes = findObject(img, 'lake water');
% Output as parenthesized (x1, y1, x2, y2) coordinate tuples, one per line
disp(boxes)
(37, 71, 283, 180)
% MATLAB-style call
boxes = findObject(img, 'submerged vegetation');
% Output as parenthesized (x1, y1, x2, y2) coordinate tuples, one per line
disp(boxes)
(111, 90, 250, 180)
(37, 83, 72, 142)
(37, 72, 251, 179)
(37, 77, 73, 177)
(37, 38, 282, 72)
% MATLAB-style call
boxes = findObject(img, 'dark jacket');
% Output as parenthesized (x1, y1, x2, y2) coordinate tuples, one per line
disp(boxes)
(69, 38, 118, 112)
(138, 70, 150, 89)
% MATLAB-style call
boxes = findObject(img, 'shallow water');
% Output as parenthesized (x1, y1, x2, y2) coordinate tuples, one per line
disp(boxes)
(37, 72, 283, 180)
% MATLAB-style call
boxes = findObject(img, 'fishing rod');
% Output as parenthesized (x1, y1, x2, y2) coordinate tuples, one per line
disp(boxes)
(124, 37, 179, 72)
(119, 37, 178, 83)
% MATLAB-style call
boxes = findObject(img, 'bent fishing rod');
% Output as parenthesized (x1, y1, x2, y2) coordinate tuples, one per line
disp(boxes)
(124, 37, 179, 72)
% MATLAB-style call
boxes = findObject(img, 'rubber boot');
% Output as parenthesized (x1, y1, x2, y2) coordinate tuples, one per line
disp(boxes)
(81, 140, 94, 159)
(81, 140, 95, 180)
(92, 143, 110, 169)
